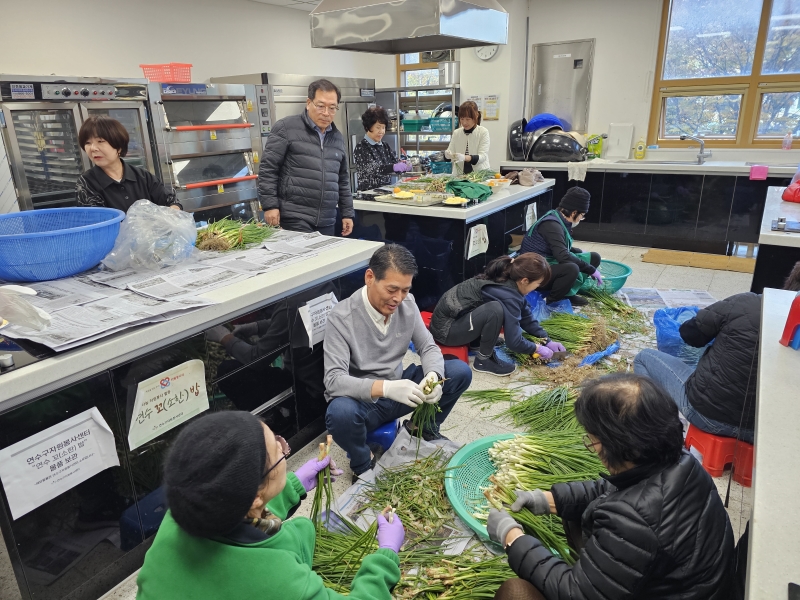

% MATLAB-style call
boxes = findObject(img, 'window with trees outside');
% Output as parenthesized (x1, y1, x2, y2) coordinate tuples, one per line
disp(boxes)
(648, 0, 800, 147)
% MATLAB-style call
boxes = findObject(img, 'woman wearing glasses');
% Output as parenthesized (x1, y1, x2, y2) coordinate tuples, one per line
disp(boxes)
(353, 106, 411, 191)
(487, 373, 734, 600)
(136, 411, 404, 599)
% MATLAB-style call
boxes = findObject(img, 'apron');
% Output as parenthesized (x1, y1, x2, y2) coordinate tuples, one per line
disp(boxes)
(528, 210, 592, 297)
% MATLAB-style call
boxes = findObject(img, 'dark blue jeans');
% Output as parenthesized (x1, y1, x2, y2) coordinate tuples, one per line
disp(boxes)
(634, 349, 754, 444)
(325, 360, 472, 474)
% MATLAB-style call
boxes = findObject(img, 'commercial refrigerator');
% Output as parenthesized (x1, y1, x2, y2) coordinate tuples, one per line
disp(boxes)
(0, 75, 155, 211)
(147, 82, 263, 219)
(210, 73, 376, 190)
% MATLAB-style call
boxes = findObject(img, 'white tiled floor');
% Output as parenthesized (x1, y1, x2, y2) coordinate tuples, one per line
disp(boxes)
(1, 243, 756, 600)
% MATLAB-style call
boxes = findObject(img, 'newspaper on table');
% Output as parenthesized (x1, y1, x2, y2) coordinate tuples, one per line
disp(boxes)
(331, 428, 474, 556)
(263, 231, 350, 254)
(127, 265, 251, 301)
(205, 248, 307, 274)
(87, 267, 175, 290)
(2, 292, 214, 351)
(25, 280, 109, 313)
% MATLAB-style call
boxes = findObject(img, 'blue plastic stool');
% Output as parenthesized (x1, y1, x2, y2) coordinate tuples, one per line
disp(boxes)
(347, 419, 401, 458)
(367, 419, 401, 451)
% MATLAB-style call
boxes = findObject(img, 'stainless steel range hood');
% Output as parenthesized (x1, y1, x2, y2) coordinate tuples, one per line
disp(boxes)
(310, 0, 508, 54)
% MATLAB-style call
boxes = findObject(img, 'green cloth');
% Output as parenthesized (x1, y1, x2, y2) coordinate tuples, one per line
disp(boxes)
(532, 210, 593, 297)
(445, 180, 493, 202)
(136, 473, 400, 600)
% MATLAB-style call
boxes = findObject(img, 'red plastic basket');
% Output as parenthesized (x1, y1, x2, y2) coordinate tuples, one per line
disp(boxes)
(139, 63, 193, 83)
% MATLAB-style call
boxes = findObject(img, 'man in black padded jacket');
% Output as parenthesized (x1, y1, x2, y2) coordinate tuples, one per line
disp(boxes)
(487, 374, 734, 600)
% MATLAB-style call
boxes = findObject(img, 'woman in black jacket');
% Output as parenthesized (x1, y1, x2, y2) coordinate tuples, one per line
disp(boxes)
(429, 254, 566, 377)
(487, 373, 734, 600)
(353, 106, 411, 191)
(633, 264, 800, 444)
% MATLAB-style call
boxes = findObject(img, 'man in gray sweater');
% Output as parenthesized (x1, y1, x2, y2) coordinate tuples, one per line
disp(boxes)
(324, 245, 472, 480)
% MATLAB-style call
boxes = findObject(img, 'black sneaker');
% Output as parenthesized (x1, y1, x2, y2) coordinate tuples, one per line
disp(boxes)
(351, 443, 384, 484)
(567, 295, 589, 307)
(403, 420, 450, 442)
(472, 351, 516, 376)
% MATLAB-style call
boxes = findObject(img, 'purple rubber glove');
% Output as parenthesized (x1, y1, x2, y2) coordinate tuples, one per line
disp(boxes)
(590, 271, 604, 286)
(535, 345, 554, 360)
(393, 162, 411, 173)
(376, 511, 405, 553)
(545, 340, 566, 353)
(294, 456, 343, 493)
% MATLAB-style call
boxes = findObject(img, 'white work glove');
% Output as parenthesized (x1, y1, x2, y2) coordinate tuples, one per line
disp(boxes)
(454, 153, 466, 163)
(418, 372, 443, 404)
(382, 379, 425, 408)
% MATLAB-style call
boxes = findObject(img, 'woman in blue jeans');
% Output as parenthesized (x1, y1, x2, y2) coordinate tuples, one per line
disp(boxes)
(635, 268, 800, 444)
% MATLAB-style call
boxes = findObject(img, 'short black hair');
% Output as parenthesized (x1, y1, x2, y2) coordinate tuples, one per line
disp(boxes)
(574, 373, 684, 471)
(78, 116, 129, 157)
(362, 106, 390, 133)
(308, 79, 341, 104)
(368, 244, 418, 280)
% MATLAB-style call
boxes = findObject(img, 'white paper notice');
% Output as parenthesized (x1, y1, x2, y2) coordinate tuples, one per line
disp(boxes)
(0, 408, 120, 520)
(525, 203, 537, 230)
(483, 95, 500, 121)
(128, 359, 210, 451)
(466, 224, 489, 259)
(297, 292, 338, 348)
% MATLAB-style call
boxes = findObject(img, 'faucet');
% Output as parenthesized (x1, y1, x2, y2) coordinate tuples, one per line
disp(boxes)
(680, 134, 712, 165)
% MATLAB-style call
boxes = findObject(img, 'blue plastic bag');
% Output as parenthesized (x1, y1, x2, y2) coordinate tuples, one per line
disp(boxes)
(525, 290, 573, 322)
(653, 306, 712, 366)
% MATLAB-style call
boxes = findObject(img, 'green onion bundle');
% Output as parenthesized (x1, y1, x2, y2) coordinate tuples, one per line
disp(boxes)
(488, 433, 605, 490)
(195, 217, 276, 251)
(310, 436, 334, 525)
(478, 481, 578, 565)
(580, 285, 636, 315)
(462, 388, 515, 408)
(355, 449, 453, 540)
(313, 518, 380, 593)
(581, 286, 650, 335)
(464, 169, 498, 183)
(395, 548, 515, 599)
(541, 312, 615, 356)
(504, 386, 580, 433)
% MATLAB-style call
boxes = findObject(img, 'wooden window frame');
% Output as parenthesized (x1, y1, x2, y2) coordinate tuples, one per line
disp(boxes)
(396, 54, 440, 86)
(647, 0, 800, 148)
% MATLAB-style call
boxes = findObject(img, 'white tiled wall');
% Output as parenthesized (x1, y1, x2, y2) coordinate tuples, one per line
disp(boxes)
(0, 130, 20, 214)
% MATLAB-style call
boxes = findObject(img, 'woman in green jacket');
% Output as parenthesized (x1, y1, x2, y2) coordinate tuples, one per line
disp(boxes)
(136, 411, 404, 599)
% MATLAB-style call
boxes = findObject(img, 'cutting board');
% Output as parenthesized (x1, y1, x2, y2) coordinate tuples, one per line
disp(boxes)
(605, 123, 635, 160)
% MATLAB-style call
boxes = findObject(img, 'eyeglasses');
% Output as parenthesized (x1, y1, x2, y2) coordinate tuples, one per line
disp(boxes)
(582, 434, 601, 454)
(263, 434, 291, 478)
(312, 102, 339, 114)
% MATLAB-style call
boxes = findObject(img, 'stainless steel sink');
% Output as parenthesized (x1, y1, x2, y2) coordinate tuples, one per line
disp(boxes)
(615, 159, 700, 165)
(744, 162, 798, 167)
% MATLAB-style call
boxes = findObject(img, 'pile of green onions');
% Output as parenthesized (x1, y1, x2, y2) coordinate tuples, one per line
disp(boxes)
(580, 286, 650, 335)
(409, 378, 443, 453)
(505, 386, 580, 433)
(540, 312, 598, 355)
(355, 449, 453, 540)
(488, 432, 605, 490)
(580, 285, 636, 315)
(195, 217, 276, 251)
(313, 517, 380, 592)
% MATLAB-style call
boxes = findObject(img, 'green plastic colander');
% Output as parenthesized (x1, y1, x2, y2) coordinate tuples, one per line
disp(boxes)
(598, 259, 632, 293)
(445, 433, 514, 540)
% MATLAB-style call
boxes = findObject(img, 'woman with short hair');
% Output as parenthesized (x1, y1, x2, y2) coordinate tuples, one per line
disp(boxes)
(136, 411, 404, 599)
(487, 373, 735, 600)
(445, 100, 490, 175)
(430, 254, 565, 377)
(76, 115, 180, 212)
(353, 106, 410, 191)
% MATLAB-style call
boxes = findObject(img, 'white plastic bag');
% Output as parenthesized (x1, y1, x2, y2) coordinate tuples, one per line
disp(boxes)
(519, 168, 544, 186)
(101, 200, 197, 271)
(0, 286, 51, 331)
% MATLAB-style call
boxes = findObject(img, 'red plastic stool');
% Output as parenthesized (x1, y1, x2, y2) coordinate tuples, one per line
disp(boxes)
(732, 441, 754, 488)
(419, 311, 469, 364)
(684, 424, 736, 478)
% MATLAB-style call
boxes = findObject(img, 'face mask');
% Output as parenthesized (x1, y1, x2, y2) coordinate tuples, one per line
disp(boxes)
(571, 219, 580, 228)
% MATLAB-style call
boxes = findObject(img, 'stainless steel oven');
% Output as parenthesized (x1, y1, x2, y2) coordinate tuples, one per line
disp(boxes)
(0, 75, 154, 211)
(148, 83, 261, 215)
